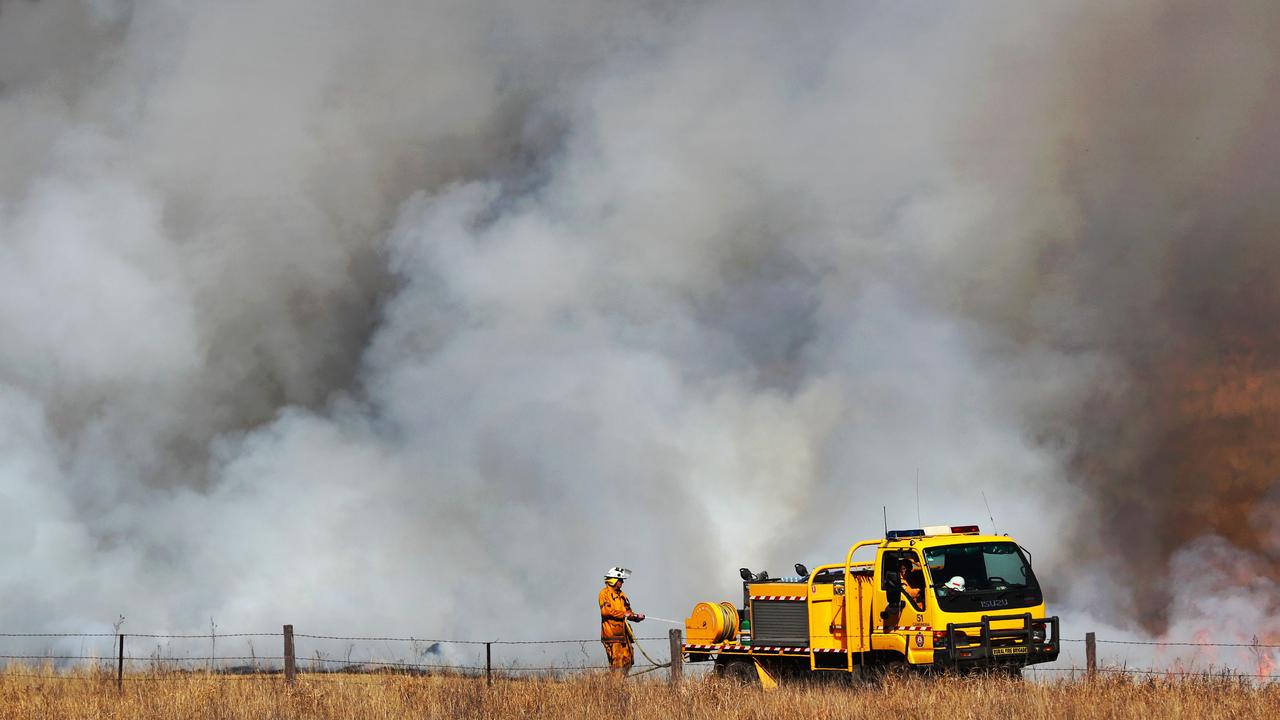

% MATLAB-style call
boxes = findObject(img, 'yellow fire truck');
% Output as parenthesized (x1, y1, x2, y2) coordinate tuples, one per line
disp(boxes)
(682, 525, 1060, 685)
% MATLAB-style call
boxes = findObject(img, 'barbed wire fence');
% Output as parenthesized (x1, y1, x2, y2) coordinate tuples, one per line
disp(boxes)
(0, 629, 1276, 685)
(0, 628, 681, 687)
(1026, 634, 1280, 681)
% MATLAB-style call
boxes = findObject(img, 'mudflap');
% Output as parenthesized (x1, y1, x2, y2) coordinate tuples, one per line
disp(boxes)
(753, 659, 779, 689)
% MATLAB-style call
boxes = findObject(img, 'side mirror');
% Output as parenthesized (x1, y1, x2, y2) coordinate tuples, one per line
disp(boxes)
(884, 585, 901, 610)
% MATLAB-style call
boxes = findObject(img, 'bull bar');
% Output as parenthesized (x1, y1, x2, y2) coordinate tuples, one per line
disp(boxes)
(935, 613, 1060, 668)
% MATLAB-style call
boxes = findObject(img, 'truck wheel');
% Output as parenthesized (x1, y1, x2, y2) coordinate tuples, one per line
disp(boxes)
(996, 665, 1025, 681)
(718, 660, 759, 686)
(870, 660, 910, 683)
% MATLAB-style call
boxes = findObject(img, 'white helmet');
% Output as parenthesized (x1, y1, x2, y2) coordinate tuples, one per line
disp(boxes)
(605, 567, 632, 580)
(945, 576, 965, 592)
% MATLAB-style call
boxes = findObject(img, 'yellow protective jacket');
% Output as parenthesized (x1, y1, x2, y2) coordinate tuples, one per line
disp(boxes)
(599, 584, 632, 642)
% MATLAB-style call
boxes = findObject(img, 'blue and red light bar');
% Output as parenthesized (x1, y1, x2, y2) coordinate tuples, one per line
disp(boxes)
(886, 525, 980, 540)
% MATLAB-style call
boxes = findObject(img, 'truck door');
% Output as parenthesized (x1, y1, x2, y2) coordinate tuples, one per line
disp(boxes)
(874, 549, 927, 641)
(807, 568, 845, 649)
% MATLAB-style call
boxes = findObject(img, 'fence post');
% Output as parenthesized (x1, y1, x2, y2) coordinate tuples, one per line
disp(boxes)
(283, 625, 296, 685)
(117, 634, 124, 692)
(486, 642, 493, 686)
(1085, 631, 1096, 678)
(668, 629, 683, 685)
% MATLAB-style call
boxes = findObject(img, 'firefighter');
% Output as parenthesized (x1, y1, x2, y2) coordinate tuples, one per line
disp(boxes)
(899, 557, 925, 606)
(600, 566, 645, 673)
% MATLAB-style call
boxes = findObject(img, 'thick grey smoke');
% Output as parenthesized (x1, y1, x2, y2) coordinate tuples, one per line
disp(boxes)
(1, 0, 1276, 672)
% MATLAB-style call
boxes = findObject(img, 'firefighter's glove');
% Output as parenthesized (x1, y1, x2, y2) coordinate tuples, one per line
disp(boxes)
(628, 613, 646, 622)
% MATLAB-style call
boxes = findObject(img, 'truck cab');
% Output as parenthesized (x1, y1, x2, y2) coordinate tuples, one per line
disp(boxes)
(857, 526, 1060, 671)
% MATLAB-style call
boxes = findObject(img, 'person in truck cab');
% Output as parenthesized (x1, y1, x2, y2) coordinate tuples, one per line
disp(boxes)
(898, 557, 926, 606)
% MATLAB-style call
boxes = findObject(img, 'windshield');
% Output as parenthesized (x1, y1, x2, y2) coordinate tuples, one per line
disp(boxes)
(923, 542, 1042, 612)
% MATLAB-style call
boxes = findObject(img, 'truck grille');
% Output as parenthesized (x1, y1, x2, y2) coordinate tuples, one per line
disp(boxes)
(752, 601, 808, 647)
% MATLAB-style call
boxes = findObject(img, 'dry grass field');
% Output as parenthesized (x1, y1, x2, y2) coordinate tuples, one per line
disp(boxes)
(1, 667, 1275, 719)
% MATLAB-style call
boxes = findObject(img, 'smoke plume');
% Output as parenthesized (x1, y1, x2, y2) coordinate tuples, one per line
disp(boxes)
(0, 0, 1276, 667)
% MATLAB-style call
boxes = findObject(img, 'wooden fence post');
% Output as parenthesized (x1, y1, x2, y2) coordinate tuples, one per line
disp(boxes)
(1085, 631, 1096, 678)
(117, 634, 124, 692)
(668, 629, 683, 684)
(486, 642, 493, 686)
(283, 625, 296, 685)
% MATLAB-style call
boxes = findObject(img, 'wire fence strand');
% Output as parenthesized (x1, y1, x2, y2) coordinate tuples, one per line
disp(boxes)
(1046, 638, 1280, 650)
(291, 634, 667, 645)
(7, 631, 1272, 649)
(1032, 667, 1277, 680)
(0, 632, 280, 639)
(1097, 639, 1280, 649)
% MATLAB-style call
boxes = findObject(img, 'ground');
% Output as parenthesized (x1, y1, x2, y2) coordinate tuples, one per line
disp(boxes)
(1, 667, 1277, 719)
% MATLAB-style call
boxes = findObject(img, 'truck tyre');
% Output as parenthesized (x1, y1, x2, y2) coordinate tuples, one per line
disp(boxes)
(997, 665, 1025, 681)
(718, 660, 759, 686)
(870, 660, 910, 683)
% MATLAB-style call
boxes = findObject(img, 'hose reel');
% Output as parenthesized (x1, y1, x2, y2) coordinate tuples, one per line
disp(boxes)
(685, 601, 740, 644)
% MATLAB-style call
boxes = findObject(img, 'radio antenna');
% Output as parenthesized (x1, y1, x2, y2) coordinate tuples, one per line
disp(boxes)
(883, 505, 888, 536)
(982, 490, 998, 535)
(915, 469, 921, 526)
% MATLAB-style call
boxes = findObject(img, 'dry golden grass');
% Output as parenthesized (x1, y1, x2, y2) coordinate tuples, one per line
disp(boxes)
(1, 667, 1275, 719)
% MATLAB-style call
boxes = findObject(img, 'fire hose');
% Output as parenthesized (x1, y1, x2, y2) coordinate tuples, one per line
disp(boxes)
(625, 621, 670, 672)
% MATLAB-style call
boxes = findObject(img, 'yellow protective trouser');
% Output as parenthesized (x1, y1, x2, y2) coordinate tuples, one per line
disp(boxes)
(602, 639, 634, 669)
